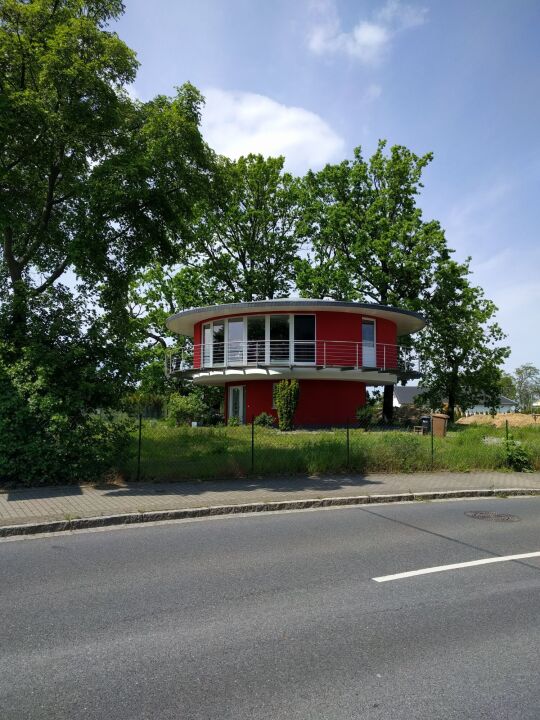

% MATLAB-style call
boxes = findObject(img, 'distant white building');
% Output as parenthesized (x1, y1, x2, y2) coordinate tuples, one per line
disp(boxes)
(465, 396, 517, 415)
(393, 386, 517, 414)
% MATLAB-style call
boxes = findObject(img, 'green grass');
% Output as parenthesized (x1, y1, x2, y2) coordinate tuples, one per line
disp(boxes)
(118, 422, 540, 482)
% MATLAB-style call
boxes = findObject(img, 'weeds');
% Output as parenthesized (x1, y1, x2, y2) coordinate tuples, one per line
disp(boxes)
(119, 422, 540, 482)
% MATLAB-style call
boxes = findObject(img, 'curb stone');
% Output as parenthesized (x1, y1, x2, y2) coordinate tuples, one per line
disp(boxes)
(1, 488, 539, 538)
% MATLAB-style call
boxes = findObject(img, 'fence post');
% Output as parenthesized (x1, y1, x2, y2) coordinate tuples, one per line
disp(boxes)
(346, 418, 350, 469)
(251, 415, 255, 473)
(430, 414, 434, 470)
(136, 413, 142, 482)
(505, 419, 509, 443)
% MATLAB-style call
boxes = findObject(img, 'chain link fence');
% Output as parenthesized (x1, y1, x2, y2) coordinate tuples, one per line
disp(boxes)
(117, 415, 540, 482)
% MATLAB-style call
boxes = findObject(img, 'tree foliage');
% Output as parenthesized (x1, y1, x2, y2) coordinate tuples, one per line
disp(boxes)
(295, 141, 450, 418)
(295, 142, 449, 307)
(416, 260, 509, 420)
(129, 153, 302, 396)
(512, 364, 540, 412)
(0, 0, 211, 482)
(185, 153, 302, 302)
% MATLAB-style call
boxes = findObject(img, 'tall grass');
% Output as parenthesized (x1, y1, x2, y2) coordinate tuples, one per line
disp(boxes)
(118, 422, 540, 482)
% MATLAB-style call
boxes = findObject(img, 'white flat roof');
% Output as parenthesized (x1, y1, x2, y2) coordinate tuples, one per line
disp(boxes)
(166, 298, 426, 337)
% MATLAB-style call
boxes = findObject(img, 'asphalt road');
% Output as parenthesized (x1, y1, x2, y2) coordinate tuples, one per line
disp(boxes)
(1, 497, 539, 720)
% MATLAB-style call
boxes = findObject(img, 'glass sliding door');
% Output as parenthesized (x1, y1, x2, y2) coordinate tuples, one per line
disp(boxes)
(212, 321, 225, 365)
(202, 323, 212, 367)
(247, 316, 265, 364)
(227, 318, 244, 365)
(362, 319, 376, 367)
(270, 315, 290, 363)
(293, 315, 315, 363)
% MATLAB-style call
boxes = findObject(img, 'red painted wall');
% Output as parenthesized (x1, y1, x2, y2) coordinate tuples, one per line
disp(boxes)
(225, 379, 367, 426)
(193, 311, 397, 369)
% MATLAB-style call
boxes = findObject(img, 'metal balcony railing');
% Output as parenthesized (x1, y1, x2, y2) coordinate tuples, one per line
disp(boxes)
(165, 340, 422, 376)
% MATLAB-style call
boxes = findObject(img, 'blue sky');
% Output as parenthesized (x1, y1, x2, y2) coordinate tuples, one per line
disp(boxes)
(114, 0, 540, 372)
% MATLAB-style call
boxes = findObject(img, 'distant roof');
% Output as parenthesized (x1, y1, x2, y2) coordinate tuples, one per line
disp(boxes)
(499, 396, 517, 405)
(394, 385, 426, 405)
(166, 298, 426, 337)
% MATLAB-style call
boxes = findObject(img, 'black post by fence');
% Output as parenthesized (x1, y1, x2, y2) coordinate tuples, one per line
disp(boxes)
(431, 415, 434, 470)
(136, 413, 142, 482)
(251, 415, 255, 473)
(346, 418, 350, 468)
(505, 419, 509, 443)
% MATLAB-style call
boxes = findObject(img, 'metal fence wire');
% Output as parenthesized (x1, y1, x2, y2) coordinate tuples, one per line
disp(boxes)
(128, 413, 454, 483)
(120, 410, 540, 482)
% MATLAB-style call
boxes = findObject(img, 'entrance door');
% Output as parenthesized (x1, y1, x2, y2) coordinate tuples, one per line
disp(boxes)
(362, 319, 376, 367)
(228, 385, 245, 424)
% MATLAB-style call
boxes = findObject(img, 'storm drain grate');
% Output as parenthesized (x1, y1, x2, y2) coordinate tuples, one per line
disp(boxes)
(465, 511, 520, 522)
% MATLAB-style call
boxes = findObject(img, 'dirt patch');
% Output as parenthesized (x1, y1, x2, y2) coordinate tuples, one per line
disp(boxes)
(458, 413, 540, 428)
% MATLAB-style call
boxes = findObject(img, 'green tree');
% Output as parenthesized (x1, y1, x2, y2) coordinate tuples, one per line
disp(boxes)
(130, 153, 303, 399)
(0, 0, 210, 482)
(416, 260, 509, 421)
(185, 153, 302, 302)
(295, 141, 449, 419)
(499, 372, 517, 401)
(512, 364, 540, 412)
(127, 263, 227, 396)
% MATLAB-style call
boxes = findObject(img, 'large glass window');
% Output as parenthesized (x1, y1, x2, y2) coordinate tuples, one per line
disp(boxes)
(227, 318, 244, 364)
(247, 316, 265, 364)
(293, 315, 315, 363)
(202, 324, 212, 367)
(362, 319, 376, 367)
(270, 315, 290, 363)
(212, 321, 225, 365)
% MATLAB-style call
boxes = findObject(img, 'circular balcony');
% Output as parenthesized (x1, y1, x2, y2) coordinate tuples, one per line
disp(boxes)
(166, 340, 422, 385)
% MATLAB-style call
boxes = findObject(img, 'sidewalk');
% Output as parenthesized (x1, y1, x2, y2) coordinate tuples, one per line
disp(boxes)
(2, 471, 540, 530)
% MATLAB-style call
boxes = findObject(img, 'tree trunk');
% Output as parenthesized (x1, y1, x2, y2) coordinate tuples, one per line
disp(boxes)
(447, 388, 456, 422)
(383, 384, 394, 423)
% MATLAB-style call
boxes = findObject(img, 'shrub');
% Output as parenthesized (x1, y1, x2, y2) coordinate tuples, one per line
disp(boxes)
(254, 412, 275, 428)
(356, 405, 375, 425)
(227, 415, 240, 427)
(168, 393, 207, 426)
(0, 348, 132, 487)
(505, 437, 532, 472)
(274, 379, 300, 431)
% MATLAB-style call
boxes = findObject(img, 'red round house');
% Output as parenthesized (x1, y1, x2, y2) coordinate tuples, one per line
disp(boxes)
(166, 299, 425, 426)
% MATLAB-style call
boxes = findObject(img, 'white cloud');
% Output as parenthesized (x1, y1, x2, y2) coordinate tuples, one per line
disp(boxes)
(308, 0, 427, 64)
(201, 88, 345, 174)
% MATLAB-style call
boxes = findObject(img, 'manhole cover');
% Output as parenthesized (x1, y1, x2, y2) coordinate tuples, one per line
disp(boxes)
(465, 511, 520, 522)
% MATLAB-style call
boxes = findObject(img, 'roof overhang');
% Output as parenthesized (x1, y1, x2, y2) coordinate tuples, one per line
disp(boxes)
(166, 298, 426, 337)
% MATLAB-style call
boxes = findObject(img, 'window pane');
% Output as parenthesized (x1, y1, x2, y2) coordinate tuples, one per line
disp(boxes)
(247, 316, 265, 364)
(203, 324, 212, 366)
(228, 318, 244, 364)
(362, 320, 376, 367)
(362, 320, 375, 344)
(213, 321, 225, 364)
(270, 315, 289, 362)
(294, 315, 315, 363)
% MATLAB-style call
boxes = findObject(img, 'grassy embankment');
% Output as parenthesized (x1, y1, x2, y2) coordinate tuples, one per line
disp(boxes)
(119, 421, 540, 482)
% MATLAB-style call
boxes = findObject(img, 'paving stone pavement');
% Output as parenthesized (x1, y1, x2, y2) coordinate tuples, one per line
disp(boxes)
(1, 472, 540, 528)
